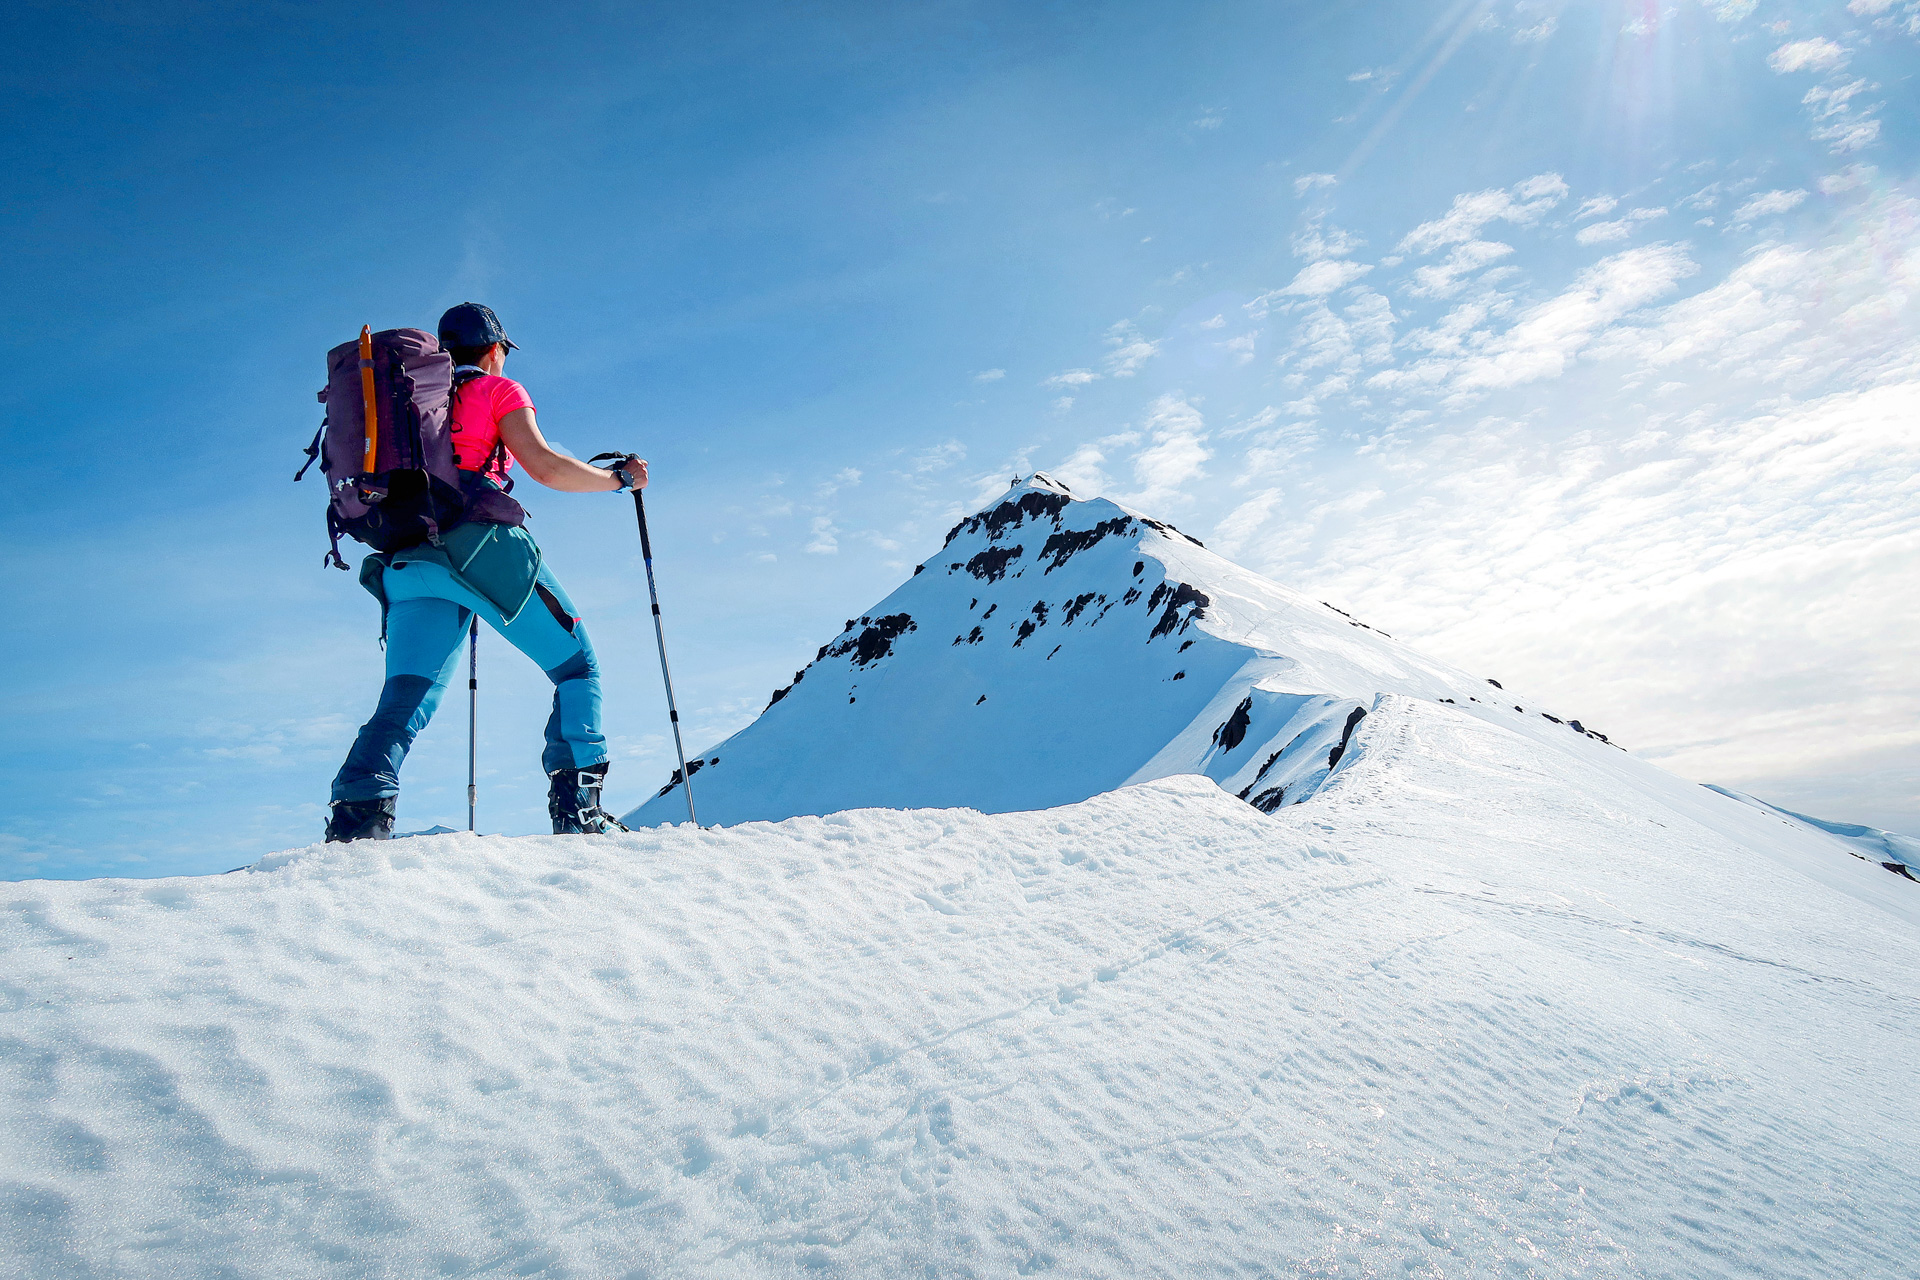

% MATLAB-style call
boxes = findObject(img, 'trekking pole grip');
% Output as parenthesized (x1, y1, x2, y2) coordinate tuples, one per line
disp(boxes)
(634, 490, 655, 562)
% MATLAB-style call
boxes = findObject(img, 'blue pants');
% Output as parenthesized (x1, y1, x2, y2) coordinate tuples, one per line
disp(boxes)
(331, 558, 607, 803)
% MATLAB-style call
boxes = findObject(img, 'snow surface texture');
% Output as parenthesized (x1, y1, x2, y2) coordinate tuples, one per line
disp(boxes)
(8, 474, 1919, 1276)
(626, 474, 1622, 829)
(6, 699, 1919, 1277)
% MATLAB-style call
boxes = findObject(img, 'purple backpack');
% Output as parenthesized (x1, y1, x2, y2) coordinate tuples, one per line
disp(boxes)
(297, 326, 466, 569)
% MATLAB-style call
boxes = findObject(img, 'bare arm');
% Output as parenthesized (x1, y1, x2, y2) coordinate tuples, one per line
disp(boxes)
(495, 407, 646, 492)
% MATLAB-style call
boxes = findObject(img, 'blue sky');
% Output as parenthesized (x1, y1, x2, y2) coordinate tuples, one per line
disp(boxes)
(3, 0, 1915, 878)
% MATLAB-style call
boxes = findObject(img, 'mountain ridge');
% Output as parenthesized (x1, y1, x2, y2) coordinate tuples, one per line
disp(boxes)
(628, 473, 1615, 828)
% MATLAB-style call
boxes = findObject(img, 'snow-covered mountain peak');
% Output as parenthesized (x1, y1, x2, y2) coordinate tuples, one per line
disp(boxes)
(627, 476, 1614, 828)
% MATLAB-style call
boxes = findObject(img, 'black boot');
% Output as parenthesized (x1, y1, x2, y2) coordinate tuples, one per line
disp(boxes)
(549, 764, 629, 834)
(326, 796, 396, 843)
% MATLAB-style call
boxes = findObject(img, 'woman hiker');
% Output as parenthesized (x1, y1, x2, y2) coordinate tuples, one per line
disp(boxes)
(325, 302, 646, 841)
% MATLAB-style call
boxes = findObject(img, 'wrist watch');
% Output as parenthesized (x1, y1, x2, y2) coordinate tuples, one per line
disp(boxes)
(609, 466, 635, 493)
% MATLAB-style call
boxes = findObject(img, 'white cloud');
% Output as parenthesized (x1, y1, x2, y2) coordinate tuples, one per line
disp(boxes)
(914, 441, 965, 473)
(1050, 430, 1140, 497)
(1376, 244, 1697, 400)
(1404, 301, 1490, 356)
(1513, 17, 1557, 42)
(814, 467, 863, 499)
(1398, 174, 1567, 255)
(1768, 38, 1850, 73)
(1848, 0, 1895, 13)
(1212, 488, 1284, 555)
(1104, 322, 1162, 377)
(1293, 172, 1338, 197)
(804, 516, 838, 555)
(1818, 165, 1877, 195)
(1804, 79, 1869, 118)
(1121, 395, 1212, 510)
(1051, 395, 1075, 412)
(1733, 189, 1809, 222)
(1280, 259, 1375, 297)
(1044, 369, 1100, 388)
(1706, 0, 1756, 19)
(1407, 240, 1513, 297)
(1575, 196, 1619, 221)
(973, 368, 1005, 383)
(1572, 210, 1663, 245)
(1681, 183, 1722, 211)
(1815, 118, 1881, 153)
(1292, 221, 1363, 260)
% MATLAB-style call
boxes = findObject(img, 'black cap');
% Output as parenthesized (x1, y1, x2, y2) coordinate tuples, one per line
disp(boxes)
(437, 302, 518, 352)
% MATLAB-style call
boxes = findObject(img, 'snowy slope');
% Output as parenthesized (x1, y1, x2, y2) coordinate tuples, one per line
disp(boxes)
(6, 695, 1919, 1277)
(626, 474, 1619, 828)
(1709, 785, 1920, 878)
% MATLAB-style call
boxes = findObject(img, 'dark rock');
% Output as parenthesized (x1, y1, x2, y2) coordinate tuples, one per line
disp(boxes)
(655, 756, 708, 796)
(1326, 706, 1368, 770)
(1039, 516, 1132, 572)
(1150, 583, 1211, 639)
(824, 613, 918, 668)
(1249, 786, 1287, 814)
(1487, 678, 1503, 689)
(765, 666, 808, 710)
(942, 490, 1073, 547)
(1251, 748, 1283, 785)
(1883, 862, 1918, 881)
(1139, 516, 1204, 547)
(1121, 587, 1141, 606)
(1015, 619, 1037, 645)
(965, 545, 1024, 582)
(1172, 670, 1185, 680)
(976, 694, 987, 705)
(1213, 695, 1253, 753)
(1062, 592, 1101, 624)
(1133, 561, 1144, 576)
(1178, 639, 1193, 652)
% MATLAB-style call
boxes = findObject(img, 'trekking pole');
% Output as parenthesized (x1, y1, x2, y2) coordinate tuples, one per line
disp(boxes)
(467, 615, 479, 832)
(635, 489, 700, 826)
(590, 454, 699, 825)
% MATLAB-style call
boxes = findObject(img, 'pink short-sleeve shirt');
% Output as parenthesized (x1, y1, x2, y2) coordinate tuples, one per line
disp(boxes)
(449, 373, 534, 477)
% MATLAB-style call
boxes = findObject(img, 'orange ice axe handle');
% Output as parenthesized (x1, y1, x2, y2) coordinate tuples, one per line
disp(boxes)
(358, 325, 378, 476)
